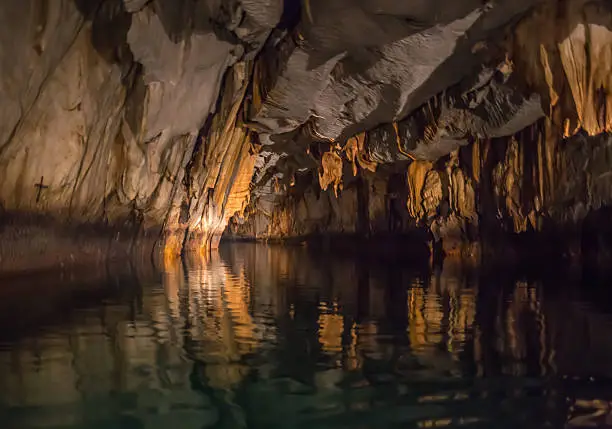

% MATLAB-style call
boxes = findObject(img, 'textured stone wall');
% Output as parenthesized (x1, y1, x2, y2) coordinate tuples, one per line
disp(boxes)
(226, 0, 612, 263)
(229, 122, 612, 262)
(0, 0, 275, 269)
(2, 0, 612, 271)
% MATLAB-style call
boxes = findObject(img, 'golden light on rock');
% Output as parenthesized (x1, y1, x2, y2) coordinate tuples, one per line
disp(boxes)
(513, 0, 612, 137)
(318, 150, 343, 197)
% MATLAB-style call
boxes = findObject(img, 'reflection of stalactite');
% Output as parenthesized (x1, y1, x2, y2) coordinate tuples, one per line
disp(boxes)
(487, 280, 555, 376)
(0, 244, 605, 420)
(180, 252, 262, 391)
(318, 303, 344, 353)
(223, 270, 258, 356)
(344, 320, 360, 371)
(533, 286, 550, 376)
(407, 272, 477, 360)
(473, 324, 484, 377)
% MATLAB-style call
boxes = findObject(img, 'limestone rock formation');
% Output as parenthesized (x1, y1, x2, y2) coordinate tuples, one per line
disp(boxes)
(0, 0, 276, 272)
(2, 0, 612, 271)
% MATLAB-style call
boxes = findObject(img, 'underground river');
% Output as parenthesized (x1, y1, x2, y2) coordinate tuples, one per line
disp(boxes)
(1, 243, 612, 428)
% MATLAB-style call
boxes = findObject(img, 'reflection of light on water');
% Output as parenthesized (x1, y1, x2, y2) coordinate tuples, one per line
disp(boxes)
(569, 398, 612, 427)
(4, 243, 612, 429)
(178, 251, 263, 390)
(289, 303, 295, 319)
(346, 321, 359, 371)
(318, 301, 344, 353)
(417, 416, 483, 427)
(223, 269, 259, 353)
(356, 320, 379, 359)
(497, 281, 552, 376)
(407, 275, 476, 360)
(417, 418, 453, 427)
(408, 286, 428, 350)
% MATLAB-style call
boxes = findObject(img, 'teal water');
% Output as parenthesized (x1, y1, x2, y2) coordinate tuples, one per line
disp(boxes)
(1, 243, 612, 428)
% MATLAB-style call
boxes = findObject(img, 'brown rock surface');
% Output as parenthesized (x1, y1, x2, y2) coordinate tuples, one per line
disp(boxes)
(2, 0, 612, 270)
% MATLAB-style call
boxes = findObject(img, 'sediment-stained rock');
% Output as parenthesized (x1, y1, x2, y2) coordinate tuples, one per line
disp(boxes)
(512, 0, 612, 137)
(0, 0, 273, 266)
(230, 119, 612, 262)
(2, 0, 612, 270)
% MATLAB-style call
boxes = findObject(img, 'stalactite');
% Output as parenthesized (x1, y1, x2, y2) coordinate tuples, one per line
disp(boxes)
(343, 138, 359, 177)
(342, 132, 377, 176)
(513, 0, 612, 137)
(223, 0, 612, 262)
(406, 161, 433, 219)
(318, 150, 343, 197)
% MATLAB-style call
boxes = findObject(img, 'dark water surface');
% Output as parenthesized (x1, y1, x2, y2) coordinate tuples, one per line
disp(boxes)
(1, 243, 612, 429)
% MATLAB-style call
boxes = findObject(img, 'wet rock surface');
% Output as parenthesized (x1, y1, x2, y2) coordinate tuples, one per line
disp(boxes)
(1, 0, 612, 270)
(0, 0, 275, 261)
(228, 125, 612, 263)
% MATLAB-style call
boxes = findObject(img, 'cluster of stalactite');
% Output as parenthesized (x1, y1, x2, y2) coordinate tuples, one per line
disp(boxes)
(512, 0, 612, 137)
(229, 117, 612, 261)
(166, 31, 303, 257)
(226, 0, 612, 261)
(4, 0, 611, 266)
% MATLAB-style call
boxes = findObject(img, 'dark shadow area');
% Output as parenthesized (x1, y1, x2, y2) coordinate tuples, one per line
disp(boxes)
(278, 0, 301, 30)
(0, 262, 150, 342)
(0, 210, 159, 276)
(73, 0, 133, 66)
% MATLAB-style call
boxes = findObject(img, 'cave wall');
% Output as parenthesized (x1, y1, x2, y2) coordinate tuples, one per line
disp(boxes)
(0, 0, 277, 273)
(227, 0, 612, 263)
(2, 0, 612, 271)
(228, 123, 612, 261)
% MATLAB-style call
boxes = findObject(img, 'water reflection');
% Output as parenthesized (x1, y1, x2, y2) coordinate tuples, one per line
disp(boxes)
(1, 243, 612, 428)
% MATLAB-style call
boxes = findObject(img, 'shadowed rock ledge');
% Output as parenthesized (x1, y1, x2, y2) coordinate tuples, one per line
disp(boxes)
(1, 0, 612, 272)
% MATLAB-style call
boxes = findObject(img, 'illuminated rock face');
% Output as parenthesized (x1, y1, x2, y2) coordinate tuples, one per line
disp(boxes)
(231, 124, 612, 260)
(0, 0, 273, 270)
(228, 0, 612, 261)
(1, 0, 612, 269)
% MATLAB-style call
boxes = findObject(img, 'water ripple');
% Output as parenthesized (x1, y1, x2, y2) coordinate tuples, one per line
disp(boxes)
(0, 244, 612, 428)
